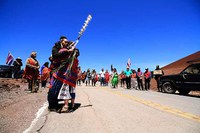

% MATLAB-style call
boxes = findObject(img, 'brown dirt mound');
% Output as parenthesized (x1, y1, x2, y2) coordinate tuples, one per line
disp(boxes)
(0, 78, 48, 133)
(0, 78, 27, 102)
(162, 51, 200, 75)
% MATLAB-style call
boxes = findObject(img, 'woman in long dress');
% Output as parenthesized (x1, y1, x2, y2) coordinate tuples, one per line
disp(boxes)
(24, 51, 40, 93)
(112, 68, 118, 88)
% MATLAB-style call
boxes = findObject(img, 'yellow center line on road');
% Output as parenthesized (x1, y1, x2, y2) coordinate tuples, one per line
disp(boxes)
(99, 87, 200, 123)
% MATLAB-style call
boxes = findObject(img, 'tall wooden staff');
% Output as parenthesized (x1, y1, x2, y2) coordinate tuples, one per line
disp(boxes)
(64, 14, 92, 77)
(68, 14, 92, 49)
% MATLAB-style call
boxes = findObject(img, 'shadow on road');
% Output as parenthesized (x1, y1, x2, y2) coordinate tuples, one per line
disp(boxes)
(157, 91, 200, 98)
(67, 103, 93, 112)
(56, 103, 81, 113)
(73, 103, 81, 111)
(80, 104, 93, 108)
(56, 103, 93, 113)
(175, 93, 200, 98)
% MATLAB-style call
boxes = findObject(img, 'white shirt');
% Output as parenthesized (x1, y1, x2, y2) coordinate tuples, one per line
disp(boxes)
(99, 71, 105, 78)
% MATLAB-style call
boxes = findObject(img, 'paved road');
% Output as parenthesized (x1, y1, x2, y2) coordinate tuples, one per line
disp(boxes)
(28, 85, 200, 133)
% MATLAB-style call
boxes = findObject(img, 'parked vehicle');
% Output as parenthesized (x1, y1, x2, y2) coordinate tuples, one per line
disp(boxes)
(0, 65, 14, 78)
(160, 63, 200, 95)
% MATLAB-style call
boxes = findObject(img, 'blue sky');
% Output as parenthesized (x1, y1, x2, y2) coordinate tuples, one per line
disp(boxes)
(0, 0, 199, 72)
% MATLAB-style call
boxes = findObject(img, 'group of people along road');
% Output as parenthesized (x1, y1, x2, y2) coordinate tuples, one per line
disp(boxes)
(75, 65, 164, 92)
(9, 35, 164, 113)
(119, 66, 164, 91)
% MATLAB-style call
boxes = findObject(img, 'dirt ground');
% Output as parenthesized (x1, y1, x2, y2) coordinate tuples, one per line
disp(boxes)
(0, 78, 48, 133)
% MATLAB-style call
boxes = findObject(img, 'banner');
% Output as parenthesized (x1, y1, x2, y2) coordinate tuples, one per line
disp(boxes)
(6, 52, 14, 66)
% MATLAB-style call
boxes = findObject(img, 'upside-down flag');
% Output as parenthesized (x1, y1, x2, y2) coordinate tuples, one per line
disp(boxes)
(127, 58, 131, 68)
(6, 52, 14, 66)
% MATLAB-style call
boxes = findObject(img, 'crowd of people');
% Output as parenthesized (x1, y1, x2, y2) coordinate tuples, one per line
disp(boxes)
(11, 36, 79, 113)
(74, 66, 164, 91)
(10, 35, 164, 113)
(12, 52, 51, 93)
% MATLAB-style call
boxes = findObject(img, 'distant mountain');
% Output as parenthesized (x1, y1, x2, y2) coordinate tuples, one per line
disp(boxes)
(162, 51, 200, 75)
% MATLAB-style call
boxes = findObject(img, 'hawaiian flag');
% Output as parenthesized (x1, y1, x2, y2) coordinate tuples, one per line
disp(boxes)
(6, 52, 14, 66)
(127, 58, 131, 68)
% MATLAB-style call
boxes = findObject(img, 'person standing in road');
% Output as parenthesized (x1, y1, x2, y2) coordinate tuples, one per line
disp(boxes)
(41, 62, 50, 88)
(136, 68, 144, 90)
(48, 55, 54, 80)
(86, 68, 91, 86)
(119, 71, 126, 88)
(144, 68, 151, 90)
(13, 57, 23, 79)
(104, 70, 110, 86)
(81, 71, 86, 83)
(77, 66, 82, 86)
(99, 68, 105, 86)
(124, 67, 132, 89)
(48, 36, 79, 112)
(112, 68, 118, 88)
(91, 69, 97, 86)
(153, 65, 164, 92)
(131, 69, 138, 90)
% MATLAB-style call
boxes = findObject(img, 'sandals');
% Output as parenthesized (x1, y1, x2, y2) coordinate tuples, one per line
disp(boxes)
(58, 103, 75, 113)
(60, 106, 69, 113)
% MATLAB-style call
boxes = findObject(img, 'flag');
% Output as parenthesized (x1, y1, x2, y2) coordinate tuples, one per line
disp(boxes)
(127, 58, 131, 68)
(6, 52, 14, 66)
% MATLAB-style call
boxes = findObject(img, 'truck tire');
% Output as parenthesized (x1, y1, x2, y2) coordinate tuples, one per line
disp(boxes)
(162, 82, 176, 94)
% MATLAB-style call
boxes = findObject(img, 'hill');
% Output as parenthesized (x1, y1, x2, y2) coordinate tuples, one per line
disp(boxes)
(162, 51, 200, 75)
(151, 51, 200, 90)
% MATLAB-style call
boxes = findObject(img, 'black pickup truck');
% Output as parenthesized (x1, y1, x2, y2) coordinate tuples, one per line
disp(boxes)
(0, 65, 14, 78)
(160, 63, 200, 95)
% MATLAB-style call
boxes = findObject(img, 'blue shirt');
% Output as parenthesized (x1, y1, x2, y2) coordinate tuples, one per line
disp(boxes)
(124, 70, 132, 77)
(40, 65, 45, 75)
